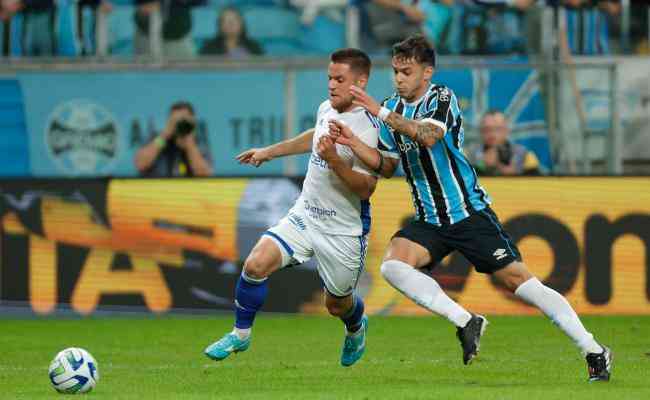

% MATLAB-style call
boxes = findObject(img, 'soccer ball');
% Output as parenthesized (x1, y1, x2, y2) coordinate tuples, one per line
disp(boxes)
(48, 347, 99, 394)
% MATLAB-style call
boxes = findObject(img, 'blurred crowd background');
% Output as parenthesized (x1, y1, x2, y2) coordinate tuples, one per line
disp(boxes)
(0, 0, 649, 179)
(0, 0, 648, 59)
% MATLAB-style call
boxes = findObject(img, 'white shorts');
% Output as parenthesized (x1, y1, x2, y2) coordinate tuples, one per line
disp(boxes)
(264, 210, 368, 297)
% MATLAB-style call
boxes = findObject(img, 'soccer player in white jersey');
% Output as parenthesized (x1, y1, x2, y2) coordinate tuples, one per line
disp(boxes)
(329, 35, 612, 381)
(204, 48, 380, 367)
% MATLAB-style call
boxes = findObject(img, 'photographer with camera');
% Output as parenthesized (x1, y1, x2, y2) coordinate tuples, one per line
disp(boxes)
(134, 101, 213, 177)
(467, 110, 542, 176)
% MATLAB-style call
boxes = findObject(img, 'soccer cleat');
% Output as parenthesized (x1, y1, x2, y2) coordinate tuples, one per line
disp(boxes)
(586, 345, 613, 382)
(456, 314, 488, 365)
(204, 332, 251, 361)
(340, 315, 368, 367)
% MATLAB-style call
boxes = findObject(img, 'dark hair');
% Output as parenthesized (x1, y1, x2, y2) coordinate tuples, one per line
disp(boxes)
(330, 48, 372, 76)
(392, 35, 436, 68)
(481, 109, 507, 122)
(170, 101, 195, 116)
(202, 6, 263, 56)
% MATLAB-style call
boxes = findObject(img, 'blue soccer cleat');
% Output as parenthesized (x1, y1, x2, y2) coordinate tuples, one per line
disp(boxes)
(341, 315, 368, 367)
(204, 332, 251, 361)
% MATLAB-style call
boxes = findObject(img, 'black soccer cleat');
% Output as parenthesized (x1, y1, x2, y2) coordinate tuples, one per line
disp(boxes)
(586, 345, 612, 382)
(456, 314, 488, 365)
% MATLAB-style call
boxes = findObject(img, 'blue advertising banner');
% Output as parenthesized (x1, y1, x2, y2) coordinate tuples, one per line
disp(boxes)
(15, 65, 551, 177)
(20, 70, 286, 177)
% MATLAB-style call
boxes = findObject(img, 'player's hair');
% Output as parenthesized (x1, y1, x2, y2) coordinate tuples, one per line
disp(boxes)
(330, 48, 372, 76)
(169, 101, 195, 116)
(392, 35, 436, 68)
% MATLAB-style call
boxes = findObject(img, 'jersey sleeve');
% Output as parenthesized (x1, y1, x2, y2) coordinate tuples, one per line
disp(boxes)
(377, 121, 400, 159)
(420, 86, 456, 136)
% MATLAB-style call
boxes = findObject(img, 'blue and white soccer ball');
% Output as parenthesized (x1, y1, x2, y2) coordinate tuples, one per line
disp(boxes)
(48, 347, 99, 394)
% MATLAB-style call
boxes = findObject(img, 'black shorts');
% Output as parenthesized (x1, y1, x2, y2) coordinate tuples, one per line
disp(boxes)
(393, 207, 522, 274)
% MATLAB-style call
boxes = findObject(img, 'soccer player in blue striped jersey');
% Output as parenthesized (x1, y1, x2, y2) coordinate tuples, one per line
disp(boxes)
(329, 35, 612, 382)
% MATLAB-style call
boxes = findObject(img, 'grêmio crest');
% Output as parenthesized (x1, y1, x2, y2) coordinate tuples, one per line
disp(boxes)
(46, 99, 119, 175)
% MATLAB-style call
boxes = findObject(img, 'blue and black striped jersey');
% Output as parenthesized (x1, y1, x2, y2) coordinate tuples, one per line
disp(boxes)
(378, 84, 491, 225)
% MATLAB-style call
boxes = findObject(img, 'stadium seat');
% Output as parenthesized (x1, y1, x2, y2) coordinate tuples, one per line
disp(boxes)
(299, 14, 345, 55)
(260, 38, 304, 56)
(108, 5, 136, 56)
(242, 6, 301, 43)
(192, 6, 218, 50)
(57, 0, 80, 56)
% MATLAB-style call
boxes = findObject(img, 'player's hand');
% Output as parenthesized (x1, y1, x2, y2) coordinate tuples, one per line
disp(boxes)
(236, 147, 273, 167)
(328, 120, 355, 147)
(350, 86, 381, 117)
(316, 135, 338, 163)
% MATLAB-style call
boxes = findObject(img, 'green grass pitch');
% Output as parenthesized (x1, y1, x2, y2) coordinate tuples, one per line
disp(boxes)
(1, 315, 648, 399)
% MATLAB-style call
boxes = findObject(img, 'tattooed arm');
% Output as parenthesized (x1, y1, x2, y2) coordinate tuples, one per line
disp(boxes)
(384, 112, 445, 148)
(350, 85, 445, 148)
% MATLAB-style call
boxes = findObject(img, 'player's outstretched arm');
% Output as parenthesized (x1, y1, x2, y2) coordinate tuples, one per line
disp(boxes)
(328, 120, 398, 179)
(235, 128, 314, 167)
(317, 135, 378, 200)
(350, 86, 444, 148)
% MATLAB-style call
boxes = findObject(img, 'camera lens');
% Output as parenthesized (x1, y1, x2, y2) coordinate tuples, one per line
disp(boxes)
(175, 119, 195, 137)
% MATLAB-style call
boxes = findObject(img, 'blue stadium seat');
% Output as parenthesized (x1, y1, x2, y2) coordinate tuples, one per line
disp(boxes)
(242, 6, 301, 42)
(8, 14, 23, 56)
(57, 0, 80, 56)
(108, 5, 136, 56)
(192, 6, 218, 49)
(299, 15, 345, 55)
(260, 38, 304, 56)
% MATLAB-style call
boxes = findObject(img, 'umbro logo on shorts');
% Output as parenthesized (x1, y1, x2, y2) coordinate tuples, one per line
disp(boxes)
(493, 248, 507, 260)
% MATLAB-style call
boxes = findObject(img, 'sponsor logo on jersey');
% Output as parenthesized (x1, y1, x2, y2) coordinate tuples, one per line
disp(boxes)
(310, 153, 329, 169)
(398, 141, 420, 153)
(304, 199, 337, 219)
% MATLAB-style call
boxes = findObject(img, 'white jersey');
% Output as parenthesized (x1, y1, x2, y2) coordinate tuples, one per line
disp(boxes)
(295, 100, 380, 236)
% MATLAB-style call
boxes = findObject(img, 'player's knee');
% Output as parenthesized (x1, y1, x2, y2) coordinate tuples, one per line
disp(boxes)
(380, 259, 406, 282)
(325, 296, 348, 317)
(243, 256, 272, 280)
(495, 262, 534, 292)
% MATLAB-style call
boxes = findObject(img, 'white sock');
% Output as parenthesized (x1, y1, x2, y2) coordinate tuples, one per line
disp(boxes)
(515, 277, 603, 355)
(380, 259, 472, 328)
(233, 327, 251, 340)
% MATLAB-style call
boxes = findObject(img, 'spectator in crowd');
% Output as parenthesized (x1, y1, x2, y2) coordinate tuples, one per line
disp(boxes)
(1, 0, 56, 56)
(466, 110, 542, 176)
(290, 0, 346, 26)
(628, 0, 648, 54)
(134, 0, 204, 59)
(420, 0, 455, 51)
(134, 101, 213, 177)
(558, 0, 621, 55)
(76, 0, 113, 56)
(365, 0, 424, 48)
(199, 6, 263, 57)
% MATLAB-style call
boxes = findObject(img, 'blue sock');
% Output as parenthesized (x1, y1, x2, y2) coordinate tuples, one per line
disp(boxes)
(341, 295, 365, 333)
(234, 272, 268, 329)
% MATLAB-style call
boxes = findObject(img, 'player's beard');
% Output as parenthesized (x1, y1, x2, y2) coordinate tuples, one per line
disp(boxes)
(332, 96, 353, 113)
